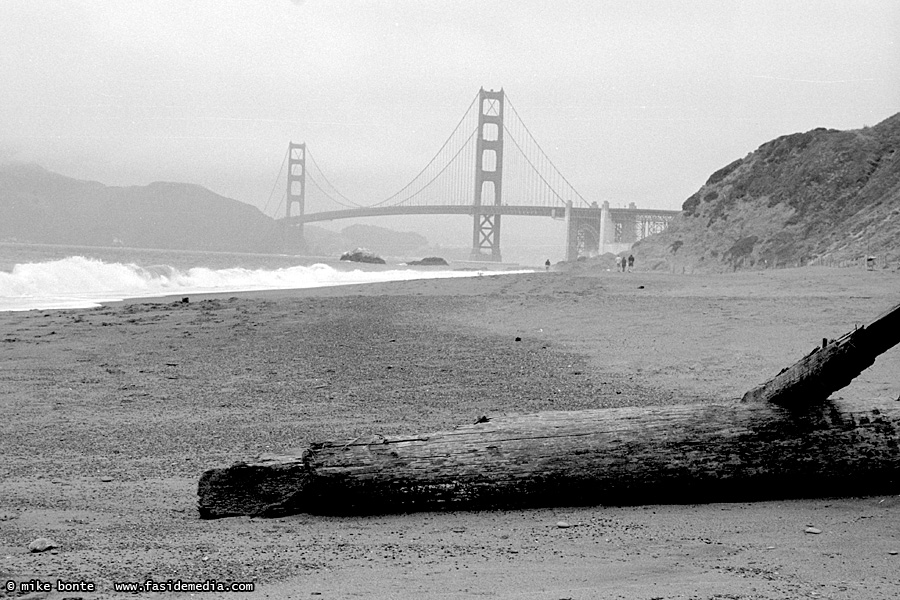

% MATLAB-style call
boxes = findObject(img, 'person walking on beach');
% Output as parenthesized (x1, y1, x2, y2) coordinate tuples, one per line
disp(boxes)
(627, 254, 635, 272)
(615, 256, 622, 272)
(545, 259, 550, 271)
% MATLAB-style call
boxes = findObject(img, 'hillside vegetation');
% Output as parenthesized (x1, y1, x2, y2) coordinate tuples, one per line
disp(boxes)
(635, 113, 900, 272)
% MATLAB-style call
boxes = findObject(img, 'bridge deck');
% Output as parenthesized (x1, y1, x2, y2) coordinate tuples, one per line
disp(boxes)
(286, 205, 679, 224)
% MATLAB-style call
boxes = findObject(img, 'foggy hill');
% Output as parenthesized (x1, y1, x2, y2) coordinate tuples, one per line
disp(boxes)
(300, 224, 430, 259)
(339, 224, 428, 257)
(634, 113, 900, 272)
(0, 164, 430, 257)
(0, 163, 280, 253)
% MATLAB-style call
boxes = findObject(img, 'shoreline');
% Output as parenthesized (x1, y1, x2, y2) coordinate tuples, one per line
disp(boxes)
(1, 266, 898, 599)
(0, 262, 539, 313)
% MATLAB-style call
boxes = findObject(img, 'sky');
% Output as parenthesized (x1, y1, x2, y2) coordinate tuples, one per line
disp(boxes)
(2, 1, 899, 261)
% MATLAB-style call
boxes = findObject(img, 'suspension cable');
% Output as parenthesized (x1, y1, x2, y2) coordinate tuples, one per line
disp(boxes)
(505, 95, 591, 207)
(306, 170, 361, 210)
(272, 190, 286, 220)
(262, 147, 288, 217)
(503, 125, 566, 206)
(368, 91, 479, 207)
(390, 127, 478, 205)
(306, 148, 365, 208)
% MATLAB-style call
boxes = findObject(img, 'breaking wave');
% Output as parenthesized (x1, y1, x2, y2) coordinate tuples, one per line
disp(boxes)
(0, 256, 512, 311)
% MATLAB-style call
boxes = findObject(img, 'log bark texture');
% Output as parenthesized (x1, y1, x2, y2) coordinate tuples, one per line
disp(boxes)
(198, 399, 900, 518)
(741, 301, 900, 406)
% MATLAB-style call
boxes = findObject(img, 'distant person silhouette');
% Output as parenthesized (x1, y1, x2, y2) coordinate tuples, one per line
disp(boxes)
(627, 254, 635, 272)
(545, 259, 550, 271)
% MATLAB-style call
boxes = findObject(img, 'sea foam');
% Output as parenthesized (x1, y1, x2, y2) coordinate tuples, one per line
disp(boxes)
(0, 256, 514, 312)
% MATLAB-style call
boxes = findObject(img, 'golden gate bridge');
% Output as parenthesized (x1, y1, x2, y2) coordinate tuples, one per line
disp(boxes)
(265, 88, 678, 262)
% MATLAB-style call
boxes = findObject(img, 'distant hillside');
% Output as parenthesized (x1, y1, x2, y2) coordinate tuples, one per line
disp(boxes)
(0, 164, 430, 257)
(634, 113, 900, 272)
(339, 224, 428, 257)
(300, 224, 429, 259)
(0, 163, 281, 253)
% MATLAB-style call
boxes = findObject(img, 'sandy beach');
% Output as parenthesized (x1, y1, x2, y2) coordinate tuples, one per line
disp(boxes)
(1, 265, 899, 599)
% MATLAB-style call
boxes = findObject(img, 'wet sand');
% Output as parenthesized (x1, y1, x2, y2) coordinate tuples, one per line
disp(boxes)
(1, 265, 899, 599)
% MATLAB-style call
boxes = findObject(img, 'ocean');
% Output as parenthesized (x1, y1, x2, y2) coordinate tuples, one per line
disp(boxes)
(0, 243, 528, 312)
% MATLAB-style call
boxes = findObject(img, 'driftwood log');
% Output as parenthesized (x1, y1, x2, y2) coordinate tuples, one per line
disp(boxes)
(198, 398, 900, 518)
(198, 302, 900, 518)
(742, 301, 900, 405)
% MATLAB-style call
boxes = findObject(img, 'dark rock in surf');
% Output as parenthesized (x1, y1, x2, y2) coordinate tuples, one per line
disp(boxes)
(408, 257, 449, 266)
(339, 248, 386, 264)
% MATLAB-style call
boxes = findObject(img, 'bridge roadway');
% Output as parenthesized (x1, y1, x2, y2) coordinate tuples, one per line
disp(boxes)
(285, 204, 679, 224)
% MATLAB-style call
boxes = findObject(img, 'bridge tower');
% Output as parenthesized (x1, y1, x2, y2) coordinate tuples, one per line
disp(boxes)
(286, 142, 306, 223)
(471, 88, 504, 262)
(282, 142, 306, 251)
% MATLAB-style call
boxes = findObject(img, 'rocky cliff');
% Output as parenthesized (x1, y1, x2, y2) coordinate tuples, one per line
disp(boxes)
(634, 113, 900, 272)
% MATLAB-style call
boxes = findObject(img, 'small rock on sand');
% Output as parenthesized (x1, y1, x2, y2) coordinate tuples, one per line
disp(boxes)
(28, 537, 58, 553)
(556, 521, 572, 528)
(804, 527, 822, 534)
(100, 476, 114, 482)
